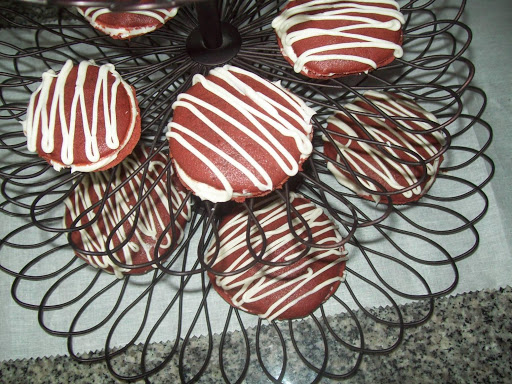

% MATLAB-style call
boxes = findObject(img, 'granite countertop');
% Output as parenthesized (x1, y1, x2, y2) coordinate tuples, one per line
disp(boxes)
(1, 287, 511, 383)
(0, 0, 511, 383)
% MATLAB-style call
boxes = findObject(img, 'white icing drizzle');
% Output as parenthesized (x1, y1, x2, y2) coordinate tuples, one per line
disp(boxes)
(207, 193, 348, 321)
(64, 148, 191, 279)
(167, 65, 315, 203)
(80, 7, 178, 24)
(323, 91, 446, 203)
(272, 0, 405, 74)
(22, 60, 138, 172)
(77, 7, 178, 38)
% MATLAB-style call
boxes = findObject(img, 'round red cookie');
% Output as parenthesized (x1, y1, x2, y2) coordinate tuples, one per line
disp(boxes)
(206, 193, 348, 321)
(23, 60, 141, 172)
(77, 5, 179, 40)
(64, 146, 192, 278)
(167, 65, 315, 203)
(272, 0, 405, 79)
(323, 91, 447, 204)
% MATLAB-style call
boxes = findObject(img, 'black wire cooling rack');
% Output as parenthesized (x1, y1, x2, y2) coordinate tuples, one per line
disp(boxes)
(0, 0, 494, 382)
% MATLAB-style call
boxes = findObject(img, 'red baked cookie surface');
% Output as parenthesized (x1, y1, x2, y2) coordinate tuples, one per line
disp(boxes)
(77, 6, 178, 39)
(272, 0, 405, 79)
(64, 146, 192, 278)
(323, 91, 447, 204)
(23, 60, 140, 172)
(167, 65, 315, 203)
(206, 193, 348, 321)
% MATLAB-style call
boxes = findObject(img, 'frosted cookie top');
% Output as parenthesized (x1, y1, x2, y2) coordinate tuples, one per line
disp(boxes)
(273, 0, 404, 78)
(167, 65, 315, 203)
(323, 91, 446, 204)
(64, 146, 192, 278)
(77, 6, 179, 39)
(206, 192, 348, 321)
(22, 60, 140, 172)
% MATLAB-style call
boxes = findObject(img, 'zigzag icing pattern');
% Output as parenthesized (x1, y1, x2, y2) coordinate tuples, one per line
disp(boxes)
(323, 91, 446, 203)
(80, 7, 178, 24)
(272, 0, 405, 75)
(65, 147, 191, 278)
(22, 60, 138, 172)
(207, 193, 348, 321)
(167, 65, 315, 203)
(77, 7, 179, 39)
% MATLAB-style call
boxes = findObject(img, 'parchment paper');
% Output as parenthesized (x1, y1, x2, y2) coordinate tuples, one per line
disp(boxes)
(1, 0, 511, 361)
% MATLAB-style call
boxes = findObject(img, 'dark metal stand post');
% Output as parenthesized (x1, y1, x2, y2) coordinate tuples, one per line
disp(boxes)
(195, 0, 223, 49)
(186, 0, 242, 66)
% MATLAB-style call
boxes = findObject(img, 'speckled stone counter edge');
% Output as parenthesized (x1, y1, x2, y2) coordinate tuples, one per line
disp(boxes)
(1, 286, 511, 384)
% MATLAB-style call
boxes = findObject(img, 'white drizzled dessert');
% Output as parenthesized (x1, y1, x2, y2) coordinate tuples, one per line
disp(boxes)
(167, 65, 316, 203)
(206, 192, 348, 321)
(323, 91, 446, 204)
(64, 146, 192, 278)
(272, 0, 405, 78)
(77, 6, 179, 40)
(22, 60, 140, 172)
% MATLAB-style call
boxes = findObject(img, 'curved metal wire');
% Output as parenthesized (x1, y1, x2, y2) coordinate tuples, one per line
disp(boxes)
(0, 0, 494, 382)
